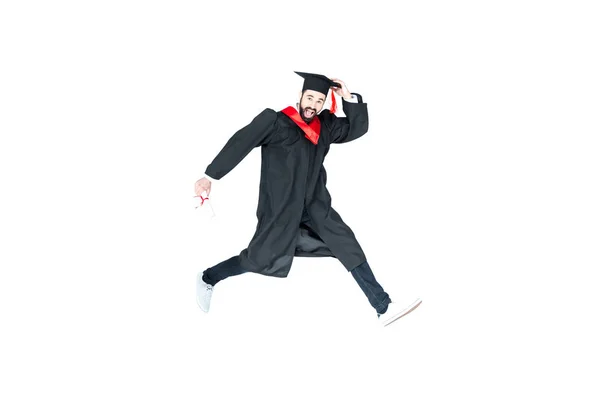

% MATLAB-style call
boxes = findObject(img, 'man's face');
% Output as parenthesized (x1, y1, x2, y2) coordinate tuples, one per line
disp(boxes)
(299, 89, 326, 123)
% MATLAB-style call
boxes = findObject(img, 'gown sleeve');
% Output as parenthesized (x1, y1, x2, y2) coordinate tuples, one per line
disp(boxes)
(323, 93, 369, 144)
(205, 108, 278, 180)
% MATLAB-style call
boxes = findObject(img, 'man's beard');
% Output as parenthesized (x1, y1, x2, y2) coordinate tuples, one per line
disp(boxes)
(299, 105, 317, 123)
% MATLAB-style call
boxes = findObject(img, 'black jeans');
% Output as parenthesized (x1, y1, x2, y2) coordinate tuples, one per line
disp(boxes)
(351, 260, 391, 315)
(202, 256, 391, 314)
(202, 256, 246, 286)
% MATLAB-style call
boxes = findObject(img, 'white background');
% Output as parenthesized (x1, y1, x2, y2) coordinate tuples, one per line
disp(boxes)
(1, 1, 599, 398)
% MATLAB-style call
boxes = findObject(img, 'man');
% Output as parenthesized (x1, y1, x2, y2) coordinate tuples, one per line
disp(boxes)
(194, 71, 421, 327)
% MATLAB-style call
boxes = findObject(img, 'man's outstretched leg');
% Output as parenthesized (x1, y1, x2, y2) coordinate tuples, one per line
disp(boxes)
(351, 260, 421, 327)
(197, 255, 247, 312)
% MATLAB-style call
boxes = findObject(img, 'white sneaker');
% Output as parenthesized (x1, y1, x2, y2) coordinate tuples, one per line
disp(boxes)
(379, 298, 422, 327)
(196, 272, 213, 313)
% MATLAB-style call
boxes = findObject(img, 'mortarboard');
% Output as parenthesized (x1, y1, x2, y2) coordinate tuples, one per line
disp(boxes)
(294, 71, 341, 114)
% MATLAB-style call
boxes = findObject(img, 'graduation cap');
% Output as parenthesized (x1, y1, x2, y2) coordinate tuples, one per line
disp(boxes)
(295, 71, 341, 114)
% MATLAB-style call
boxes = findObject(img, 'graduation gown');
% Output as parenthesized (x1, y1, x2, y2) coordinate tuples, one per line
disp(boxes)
(205, 95, 369, 277)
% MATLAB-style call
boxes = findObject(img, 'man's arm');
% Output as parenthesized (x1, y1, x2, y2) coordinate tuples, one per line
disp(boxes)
(194, 108, 278, 197)
(204, 108, 278, 180)
(323, 79, 369, 144)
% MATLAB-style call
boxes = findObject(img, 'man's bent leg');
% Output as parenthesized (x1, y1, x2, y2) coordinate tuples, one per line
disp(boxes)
(202, 255, 247, 286)
(351, 261, 391, 315)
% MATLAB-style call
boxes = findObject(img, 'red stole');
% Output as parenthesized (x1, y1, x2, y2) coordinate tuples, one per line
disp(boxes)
(281, 106, 321, 145)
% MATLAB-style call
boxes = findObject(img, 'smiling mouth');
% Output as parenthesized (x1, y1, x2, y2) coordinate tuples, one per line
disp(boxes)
(303, 108, 315, 118)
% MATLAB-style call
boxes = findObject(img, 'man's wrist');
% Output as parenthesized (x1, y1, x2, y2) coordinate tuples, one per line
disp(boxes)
(204, 173, 217, 182)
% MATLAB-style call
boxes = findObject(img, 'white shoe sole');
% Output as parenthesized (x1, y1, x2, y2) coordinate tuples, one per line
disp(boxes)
(196, 295, 209, 313)
(196, 272, 211, 313)
(382, 298, 422, 327)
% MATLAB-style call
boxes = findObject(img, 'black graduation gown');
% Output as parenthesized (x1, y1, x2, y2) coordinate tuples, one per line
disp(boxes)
(205, 95, 369, 277)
